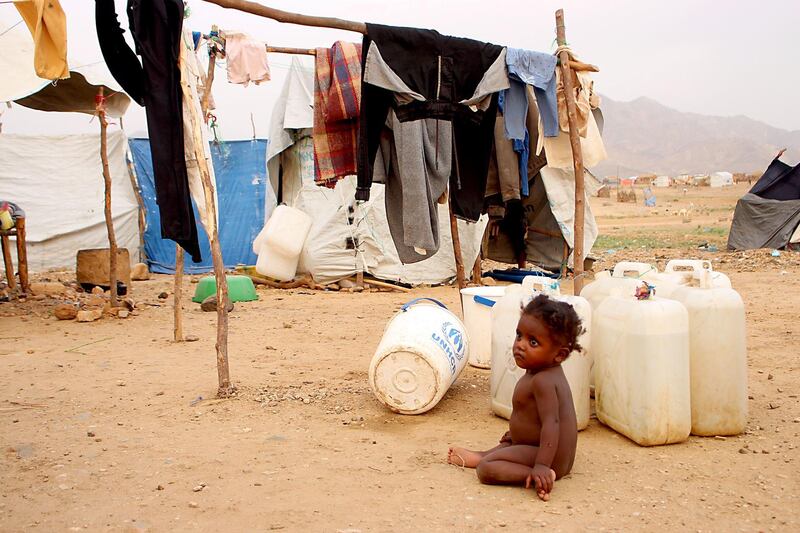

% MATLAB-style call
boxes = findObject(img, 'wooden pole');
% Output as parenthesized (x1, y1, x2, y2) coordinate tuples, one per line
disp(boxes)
(174, 245, 184, 342)
(1, 233, 14, 291)
(201, 53, 216, 122)
(555, 9, 587, 295)
(97, 87, 119, 307)
(181, 47, 232, 395)
(14, 217, 28, 293)
(471, 251, 482, 285)
(203, 0, 367, 33)
(449, 197, 467, 290)
(266, 45, 316, 55)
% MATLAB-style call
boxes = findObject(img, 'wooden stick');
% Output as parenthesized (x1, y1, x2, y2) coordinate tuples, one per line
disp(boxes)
(569, 60, 599, 73)
(174, 245, 184, 342)
(97, 87, 119, 307)
(203, 0, 367, 34)
(448, 196, 467, 290)
(1, 233, 14, 290)
(361, 278, 413, 293)
(471, 251, 482, 285)
(123, 146, 147, 260)
(201, 53, 216, 123)
(555, 9, 586, 296)
(182, 43, 232, 395)
(14, 217, 28, 293)
(266, 45, 316, 55)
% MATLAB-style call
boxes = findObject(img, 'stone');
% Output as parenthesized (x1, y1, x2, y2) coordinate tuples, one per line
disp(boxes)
(87, 295, 106, 307)
(131, 263, 151, 281)
(158, 292, 169, 299)
(188, 501, 199, 508)
(118, 309, 129, 319)
(200, 295, 233, 313)
(338, 278, 356, 289)
(185, 335, 200, 342)
(76, 310, 101, 323)
(91, 286, 105, 295)
(53, 304, 78, 321)
(29, 282, 67, 297)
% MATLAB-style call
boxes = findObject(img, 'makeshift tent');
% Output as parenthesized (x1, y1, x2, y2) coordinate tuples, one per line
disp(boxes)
(487, 167, 601, 272)
(654, 175, 671, 188)
(0, 131, 140, 271)
(728, 157, 800, 250)
(0, 17, 129, 117)
(711, 171, 733, 188)
(293, 177, 486, 285)
(129, 138, 268, 273)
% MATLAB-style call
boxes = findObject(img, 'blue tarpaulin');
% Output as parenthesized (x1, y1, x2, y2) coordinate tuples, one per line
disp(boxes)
(129, 139, 268, 274)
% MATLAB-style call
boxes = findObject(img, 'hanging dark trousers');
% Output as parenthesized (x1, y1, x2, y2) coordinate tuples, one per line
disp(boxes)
(95, 0, 201, 262)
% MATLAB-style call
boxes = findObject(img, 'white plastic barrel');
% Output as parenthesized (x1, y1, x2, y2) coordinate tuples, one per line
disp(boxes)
(489, 277, 592, 430)
(669, 270, 747, 436)
(254, 205, 313, 281)
(593, 294, 691, 446)
(460, 286, 507, 369)
(369, 298, 469, 415)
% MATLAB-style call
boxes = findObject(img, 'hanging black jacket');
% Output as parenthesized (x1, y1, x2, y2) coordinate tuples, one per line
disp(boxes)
(95, 0, 201, 262)
(357, 23, 508, 222)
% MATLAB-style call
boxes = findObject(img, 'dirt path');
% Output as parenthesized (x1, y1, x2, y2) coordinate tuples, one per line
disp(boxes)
(1, 259, 799, 531)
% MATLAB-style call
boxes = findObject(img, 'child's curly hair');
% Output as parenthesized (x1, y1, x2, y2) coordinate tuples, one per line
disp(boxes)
(522, 294, 585, 356)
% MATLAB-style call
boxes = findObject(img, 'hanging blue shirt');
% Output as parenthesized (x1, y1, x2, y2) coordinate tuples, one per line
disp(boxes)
(503, 48, 559, 139)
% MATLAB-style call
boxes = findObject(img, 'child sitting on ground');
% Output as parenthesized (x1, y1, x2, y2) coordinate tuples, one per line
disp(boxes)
(448, 294, 582, 501)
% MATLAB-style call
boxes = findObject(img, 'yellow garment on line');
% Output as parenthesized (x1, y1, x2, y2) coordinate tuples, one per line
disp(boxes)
(15, 0, 69, 80)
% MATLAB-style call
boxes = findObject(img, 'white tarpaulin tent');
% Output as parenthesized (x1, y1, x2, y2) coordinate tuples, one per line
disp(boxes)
(711, 171, 734, 188)
(0, 131, 140, 271)
(0, 15, 130, 117)
(293, 176, 486, 285)
(654, 175, 671, 187)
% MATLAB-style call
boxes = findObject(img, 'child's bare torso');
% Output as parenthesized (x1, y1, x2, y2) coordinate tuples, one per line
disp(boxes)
(509, 365, 578, 477)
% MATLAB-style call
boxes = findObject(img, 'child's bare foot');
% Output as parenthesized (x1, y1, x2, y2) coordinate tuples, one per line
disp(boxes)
(447, 446, 484, 468)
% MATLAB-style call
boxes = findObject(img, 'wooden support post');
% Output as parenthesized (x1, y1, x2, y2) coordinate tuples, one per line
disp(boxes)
(182, 48, 232, 396)
(449, 196, 467, 290)
(555, 9, 587, 295)
(201, 53, 216, 123)
(14, 217, 28, 293)
(174, 245, 184, 342)
(266, 45, 316, 55)
(471, 250, 482, 286)
(1, 233, 14, 290)
(97, 87, 119, 307)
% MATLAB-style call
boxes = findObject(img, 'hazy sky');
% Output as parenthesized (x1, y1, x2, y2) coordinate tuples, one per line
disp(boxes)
(2, 0, 799, 139)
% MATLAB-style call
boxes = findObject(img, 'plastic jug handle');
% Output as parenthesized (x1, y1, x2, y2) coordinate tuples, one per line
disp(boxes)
(522, 275, 560, 295)
(612, 261, 656, 278)
(473, 295, 496, 307)
(401, 298, 448, 312)
(664, 259, 712, 275)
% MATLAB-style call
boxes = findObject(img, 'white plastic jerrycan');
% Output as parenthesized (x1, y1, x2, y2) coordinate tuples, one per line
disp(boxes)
(582, 269, 646, 312)
(664, 259, 732, 289)
(593, 291, 691, 446)
(489, 276, 592, 430)
(460, 286, 508, 369)
(253, 205, 313, 281)
(369, 298, 469, 415)
(669, 269, 747, 436)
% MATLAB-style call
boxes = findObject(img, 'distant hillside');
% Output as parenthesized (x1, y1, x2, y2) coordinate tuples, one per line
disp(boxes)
(593, 96, 800, 177)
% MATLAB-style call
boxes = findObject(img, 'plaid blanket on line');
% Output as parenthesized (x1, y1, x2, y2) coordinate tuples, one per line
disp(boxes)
(313, 41, 362, 185)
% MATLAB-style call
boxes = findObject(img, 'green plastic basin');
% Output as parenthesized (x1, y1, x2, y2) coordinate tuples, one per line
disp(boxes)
(192, 275, 258, 303)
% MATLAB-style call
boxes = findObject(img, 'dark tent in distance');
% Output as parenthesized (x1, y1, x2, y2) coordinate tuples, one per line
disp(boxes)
(727, 157, 800, 251)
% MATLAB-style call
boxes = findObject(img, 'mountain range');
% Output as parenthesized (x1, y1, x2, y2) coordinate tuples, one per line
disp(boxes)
(593, 96, 800, 178)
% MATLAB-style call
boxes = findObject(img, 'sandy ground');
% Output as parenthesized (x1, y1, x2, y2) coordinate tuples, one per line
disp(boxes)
(1, 183, 799, 532)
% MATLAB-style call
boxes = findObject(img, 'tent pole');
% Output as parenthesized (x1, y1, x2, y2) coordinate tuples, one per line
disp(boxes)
(182, 47, 232, 396)
(449, 196, 467, 290)
(555, 9, 587, 295)
(97, 87, 119, 307)
(203, 0, 367, 33)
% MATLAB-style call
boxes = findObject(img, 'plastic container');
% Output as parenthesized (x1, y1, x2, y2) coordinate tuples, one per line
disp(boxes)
(664, 259, 732, 289)
(489, 277, 592, 430)
(582, 270, 646, 312)
(369, 298, 469, 415)
(669, 270, 747, 436)
(593, 294, 691, 446)
(460, 286, 508, 369)
(253, 205, 313, 281)
(192, 275, 258, 303)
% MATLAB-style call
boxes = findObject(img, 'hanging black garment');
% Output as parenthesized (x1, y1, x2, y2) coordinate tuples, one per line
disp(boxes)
(357, 23, 505, 222)
(95, 0, 201, 262)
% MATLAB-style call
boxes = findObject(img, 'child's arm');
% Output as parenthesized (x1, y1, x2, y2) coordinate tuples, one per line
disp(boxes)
(529, 375, 560, 495)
